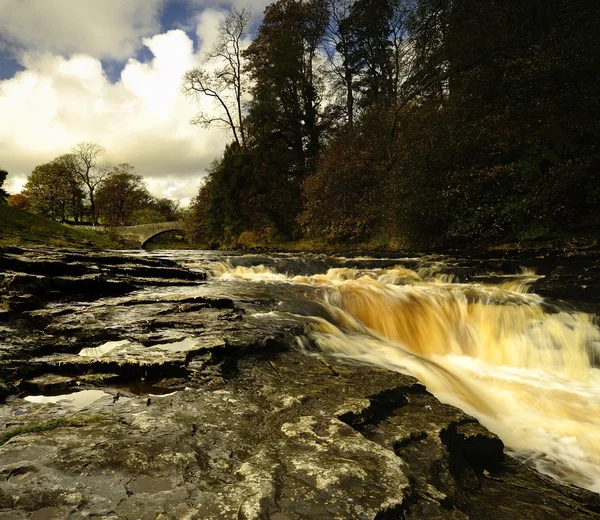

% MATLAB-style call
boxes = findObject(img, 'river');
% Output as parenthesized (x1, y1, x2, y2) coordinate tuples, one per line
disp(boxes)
(166, 249, 600, 493)
(2, 246, 600, 518)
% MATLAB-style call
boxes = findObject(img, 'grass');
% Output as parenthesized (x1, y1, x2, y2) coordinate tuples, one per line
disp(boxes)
(0, 415, 104, 446)
(0, 205, 130, 248)
(216, 234, 412, 253)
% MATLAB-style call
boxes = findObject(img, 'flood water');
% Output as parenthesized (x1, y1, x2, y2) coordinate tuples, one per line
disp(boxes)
(136, 249, 600, 494)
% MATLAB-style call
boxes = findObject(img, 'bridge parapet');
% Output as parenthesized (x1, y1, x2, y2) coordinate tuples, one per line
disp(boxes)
(66, 221, 185, 248)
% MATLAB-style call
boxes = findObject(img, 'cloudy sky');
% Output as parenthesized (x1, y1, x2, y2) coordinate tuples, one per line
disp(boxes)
(0, 0, 270, 204)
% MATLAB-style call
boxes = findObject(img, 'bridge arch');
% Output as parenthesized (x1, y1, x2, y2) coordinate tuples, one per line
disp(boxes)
(66, 221, 187, 248)
(140, 227, 186, 249)
(70, 221, 186, 248)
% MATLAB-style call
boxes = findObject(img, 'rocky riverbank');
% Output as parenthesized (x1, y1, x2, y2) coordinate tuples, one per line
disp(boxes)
(1, 247, 599, 519)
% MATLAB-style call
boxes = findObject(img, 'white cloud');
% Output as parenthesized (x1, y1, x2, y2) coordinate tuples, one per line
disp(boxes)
(188, 0, 272, 16)
(194, 6, 255, 54)
(0, 29, 229, 203)
(0, 0, 165, 61)
(195, 8, 227, 52)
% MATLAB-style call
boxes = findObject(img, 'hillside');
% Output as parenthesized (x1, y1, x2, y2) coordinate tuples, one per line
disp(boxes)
(0, 205, 127, 249)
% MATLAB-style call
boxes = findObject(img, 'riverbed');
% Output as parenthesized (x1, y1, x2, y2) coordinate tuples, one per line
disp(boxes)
(1, 247, 600, 519)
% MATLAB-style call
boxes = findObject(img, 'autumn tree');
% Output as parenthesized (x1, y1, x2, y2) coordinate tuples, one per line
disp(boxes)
(183, 8, 252, 150)
(95, 164, 152, 226)
(7, 194, 31, 211)
(300, 106, 395, 241)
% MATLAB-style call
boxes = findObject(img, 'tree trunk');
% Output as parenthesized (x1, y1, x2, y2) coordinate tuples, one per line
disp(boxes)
(89, 189, 97, 225)
(345, 65, 354, 128)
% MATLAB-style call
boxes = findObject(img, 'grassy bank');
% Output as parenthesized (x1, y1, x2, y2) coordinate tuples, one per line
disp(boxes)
(204, 229, 600, 255)
(0, 205, 131, 249)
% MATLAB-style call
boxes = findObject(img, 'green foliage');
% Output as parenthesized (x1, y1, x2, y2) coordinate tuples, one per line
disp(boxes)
(389, 0, 600, 245)
(349, 0, 600, 246)
(186, 144, 298, 246)
(0, 169, 8, 203)
(23, 158, 85, 223)
(341, 0, 402, 109)
(95, 164, 152, 226)
(0, 204, 125, 248)
(151, 197, 181, 221)
(131, 208, 167, 225)
(244, 0, 328, 171)
(0, 415, 103, 446)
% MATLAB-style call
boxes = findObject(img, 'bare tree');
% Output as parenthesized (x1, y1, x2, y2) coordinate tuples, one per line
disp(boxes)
(389, 1, 412, 101)
(323, 0, 356, 127)
(182, 8, 252, 150)
(70, 142, 106, 225)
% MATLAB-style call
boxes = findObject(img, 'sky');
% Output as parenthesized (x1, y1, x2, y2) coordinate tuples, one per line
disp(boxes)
(0, 0, 270, 205)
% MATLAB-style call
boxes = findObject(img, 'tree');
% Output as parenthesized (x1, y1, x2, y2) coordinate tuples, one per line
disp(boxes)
(130, 208, 167, 225)
(7, 194, 31, 211)
(95, 164, 152, 226)
(151, 197, 180, 221)
(53, 154, 86, 222)
(185, 180, 213, 246)
(23, 159, 84, 222)
(183, 0, 600, 249)
(245, 0, 329, 172)
(300, 107, 393, 241)
(322, 0, 357, 127)
(384, 0, 600, 243)
(70, 142, 107, 225)
(0, 168, 8, 203)
(339, 0, 413, 111)
(183, 8, 252, 150)
(131, 198, 180, 224)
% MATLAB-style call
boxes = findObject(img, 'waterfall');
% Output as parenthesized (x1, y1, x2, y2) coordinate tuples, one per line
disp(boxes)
(210, 259, 600, 492)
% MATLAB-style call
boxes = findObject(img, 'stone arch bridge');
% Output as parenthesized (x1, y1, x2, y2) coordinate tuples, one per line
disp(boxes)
(73, 221, 186, 248)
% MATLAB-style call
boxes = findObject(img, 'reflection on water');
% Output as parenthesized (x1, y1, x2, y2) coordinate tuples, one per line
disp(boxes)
(206, 255, 600, 493)
(25, 390, 110, 409)
(149, 338, 200, 353)
(79, 340, 129, 357)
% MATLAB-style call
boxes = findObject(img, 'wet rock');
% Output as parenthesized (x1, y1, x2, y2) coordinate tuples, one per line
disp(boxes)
(1, 354, 598, 519)
(0, 247, 206, 314)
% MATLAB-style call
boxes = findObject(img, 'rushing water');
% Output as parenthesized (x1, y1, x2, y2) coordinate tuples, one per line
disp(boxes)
(153, 250, 600, 492)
